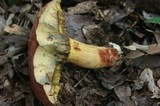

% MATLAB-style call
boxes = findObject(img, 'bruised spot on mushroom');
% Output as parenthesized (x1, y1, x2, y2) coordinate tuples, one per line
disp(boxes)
(73, 41, 81, 51)
(47, 35, 54, 41)
(99, 49, 110, 65)
(110, 48, 119, 57)
(99, 48, 119, 66)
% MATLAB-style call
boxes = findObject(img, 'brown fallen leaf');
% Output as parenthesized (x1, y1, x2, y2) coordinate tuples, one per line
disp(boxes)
(0, 63, 14, 80)
(0, 6, 5, 14)
(132, 95, 158, 106)
(0, 15, 6, 32)
(114, 85, 135, 106)
(153, 30, 160, 43)
(129, 28, 145, 38)
(94, 88, 108, 97)
(125, 50, 145, 59)
(98, 2, 134, 24)
(157, 79, 160, 88)
(7, 5, 21, 13)
(75, 87, 102, 106)
(100, 74, 125, 89)
(4, 24, 30, 35)
(139, 68, 160, 98)
(0, 34, 28, 77)
(132, 80, 144, 90)
(25, 13, 35, 24)
(19, 4, 32, 14)
(148, 44, 160, 55)
(133, 55, 160, 69)
(67, 1, 97, 14)
(64, 83, 75, 93)
(0, 34, 28, 47)
(65, 13, 94, 42)
(5, 13, 15, 26)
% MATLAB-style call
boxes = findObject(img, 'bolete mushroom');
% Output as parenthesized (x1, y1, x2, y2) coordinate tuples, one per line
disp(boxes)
(28, 0, 121, 105)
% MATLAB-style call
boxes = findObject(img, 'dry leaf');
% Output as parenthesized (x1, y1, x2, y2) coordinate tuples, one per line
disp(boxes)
(0, 34, 28, 47)
(139, 68, 160, 98)
(125, 50, 145, 59)
(94, 88, 108, 97)
(157, 79, 160, 88)
(114, 85, 135, 106)
(19, 4, 32, 14)
(99, 3, 134, 24)
(133, 55, 160, 69)
(4, 24, 30, 35)
(34, 3, 42, 9)
(148, 44, 160, 55)
(64, 83, 75, 93)
(132, 80, 144, 90)
(101, 74, 125, 89)
(0, 45, 24, 65)
(153, 30, 160, 43)
(5, 13, 15, 26)
(0, 6, 5, 14)
(132, 95, 158, 106)
(0, 15, 6, 32)
(26, 13, 35, 24)
(124, 42, 149, 52)
(142, 11, 156, 20)
(129, 28, 145, 38)
(68, 1, 97, 14)
(65, 14, 94, 42)
(7, 5, 21, 13)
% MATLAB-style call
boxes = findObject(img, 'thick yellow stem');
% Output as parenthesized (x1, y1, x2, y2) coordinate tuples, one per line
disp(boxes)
(67, 38, 120, 68)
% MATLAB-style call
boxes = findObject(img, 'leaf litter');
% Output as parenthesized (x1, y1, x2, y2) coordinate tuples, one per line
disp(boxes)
(1, 0, 160, 106)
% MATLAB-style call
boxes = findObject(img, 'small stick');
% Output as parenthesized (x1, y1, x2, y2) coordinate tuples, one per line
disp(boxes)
(74, 70, 91, 88)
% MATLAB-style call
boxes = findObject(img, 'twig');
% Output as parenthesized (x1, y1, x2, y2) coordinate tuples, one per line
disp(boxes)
(74, 70, 91, 88)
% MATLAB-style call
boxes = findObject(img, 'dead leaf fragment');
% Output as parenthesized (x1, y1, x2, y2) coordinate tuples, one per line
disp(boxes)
(114, 85, 135, 106)
(0, 15, 6, 32)
(7, 5, 21, 13)
(19, 4, 32, 14)
(124, 42, 149, 52)
(132, 80, 144, 90)
(68, 1, 97, 14)
(5, 13, 15, 26)
(3, 79, 10, 89)
(0, 6, 5, 14)
(101, 74, 125, 89)
(133, 55, 160, 69)
(4, 24, 30, 35)
(65, 14, 94, 42)
(157, 79, 160, 88)
(153, 30, 160, 43)
(26, 13, 35, 24)
(139, 68, 160, 98)
(132, 95, 158, 106)
(65, 83, 75, 93)
(94, 88, 108, 97)
(125, 50, 145, 59)
(148, 44, 160, 55)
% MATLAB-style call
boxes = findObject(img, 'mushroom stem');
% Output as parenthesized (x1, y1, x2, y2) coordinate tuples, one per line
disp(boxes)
(67, 38, 120, 68)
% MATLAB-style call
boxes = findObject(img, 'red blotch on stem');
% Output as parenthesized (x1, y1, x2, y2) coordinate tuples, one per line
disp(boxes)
(73, 41, 81, 51)
(99, 48, 119, 66)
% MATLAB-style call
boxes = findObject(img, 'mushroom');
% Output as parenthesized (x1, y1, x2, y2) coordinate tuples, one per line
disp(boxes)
(28, 0, 121, 105)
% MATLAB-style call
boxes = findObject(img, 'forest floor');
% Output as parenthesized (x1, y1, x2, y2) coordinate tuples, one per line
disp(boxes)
(0, 0, 160, 106)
